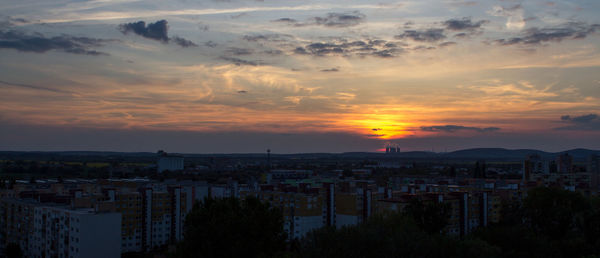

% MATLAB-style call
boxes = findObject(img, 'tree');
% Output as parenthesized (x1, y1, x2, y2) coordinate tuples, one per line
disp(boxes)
(523, 187, 588, 240)
(298, 213, 439, 258)
(174, 197, 287, 258)
(6, 243, 23, 258)
(342, 169, 353, 178)
(403, 198, 450, 234)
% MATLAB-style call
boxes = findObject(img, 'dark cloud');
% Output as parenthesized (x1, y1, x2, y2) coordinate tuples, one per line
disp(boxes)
(306, 42, 344, 55)
(205, 41, 217, 48)
(118, 20, 197, 47)
(242, 33, 292, 42)
(0, 30, 109, 56)
(271, 18, 298, 24)
(0, 17, 29, 28)
(421, 125, 500, 133)
(263, 49, 283, 55)
(171, 36, 198, 47)
(371, 49, 402, 58)
(293, 39, 403, 58)
(294, 47, 310, 55)
(443, 17, 488, 31)
(396, 18, 486, 44)
(119, 20, 169, 42)
(226, 47, 253, 55)
(561, 114, 598, 123)
(396, 29, 446, 42)
(556, 114, 600, 131)
(220, 56, 259, 66)
(294, 47, 309, 54)
(439, 41, 457, 47)
(320, 68, 339, 72)
(313, 11, 366, 27)
(237, 90, 248, 94)
(495, 22, 600, 46)
(413, 45, 436, 51)
(273, 11, 366, 28)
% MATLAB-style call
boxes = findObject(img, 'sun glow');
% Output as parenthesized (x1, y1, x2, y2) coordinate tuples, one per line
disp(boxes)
(339, 114, 416, 139)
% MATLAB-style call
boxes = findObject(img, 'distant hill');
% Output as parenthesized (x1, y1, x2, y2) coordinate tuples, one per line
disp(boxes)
(0, 148, 598, 161)
(443, 148, 550, 160)
(440, 148, 599, 161)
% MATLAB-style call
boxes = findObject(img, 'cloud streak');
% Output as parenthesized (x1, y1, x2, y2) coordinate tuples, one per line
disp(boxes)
(495, 22, 600, 46)
(421, 125, 500, 133)
(39, 4, 397, 24)
(0, 80, 72, 94)
(556, 114, 600, 131)
(395, 29, 446, 42)
(273, 11, 366, 28)
(443, 17, 488, 31)
(294, 39, 403, 57)
(0, 30, 109, 55)
(220, 56, 260, 66)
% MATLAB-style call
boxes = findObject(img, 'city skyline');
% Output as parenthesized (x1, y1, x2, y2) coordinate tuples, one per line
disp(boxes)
(1, 0, 600, 153)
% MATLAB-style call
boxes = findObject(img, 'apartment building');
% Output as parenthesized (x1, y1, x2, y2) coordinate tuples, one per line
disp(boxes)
(0, 199, 121, 258)
(240, 186, 324, 239)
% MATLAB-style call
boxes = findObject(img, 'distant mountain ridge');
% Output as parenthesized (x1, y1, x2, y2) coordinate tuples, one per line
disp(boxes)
(368, 148, 598, 161)
(441, 148, 598, 160)
(0, 148, 598, 161)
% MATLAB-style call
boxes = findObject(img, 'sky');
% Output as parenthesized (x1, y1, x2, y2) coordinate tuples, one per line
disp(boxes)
(1, 0, 599, 153)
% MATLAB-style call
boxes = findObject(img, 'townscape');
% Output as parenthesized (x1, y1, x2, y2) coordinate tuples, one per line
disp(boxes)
(1, 149, 599, 257)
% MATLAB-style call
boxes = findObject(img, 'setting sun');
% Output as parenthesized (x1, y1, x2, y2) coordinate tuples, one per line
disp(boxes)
(339, 114, 416, 139)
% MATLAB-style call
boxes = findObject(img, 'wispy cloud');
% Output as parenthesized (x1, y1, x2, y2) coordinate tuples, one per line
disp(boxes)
(421, 125, 500, 133)
(495, 22, 600, 46)
(443, 17, 488, 31)
(396, 29, 446, 42)
(220, 56, 260, 66)
(275, 11, 367, 28)
(555, 114, 600, 131)
(0, 30, 110, 55)
(489, 4, 526, 30)
(0, 80, 72, 94)
(39, 4, 396, 23)
(293, 39, 403, 58)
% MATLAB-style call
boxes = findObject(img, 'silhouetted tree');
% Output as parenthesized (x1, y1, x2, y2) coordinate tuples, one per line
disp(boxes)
(523, 187, 588, 240)
(6, 243, 23, 258)
(174, 197, 287, 258)
(342, 169, 353, 178)
(403, 198, 450, 234)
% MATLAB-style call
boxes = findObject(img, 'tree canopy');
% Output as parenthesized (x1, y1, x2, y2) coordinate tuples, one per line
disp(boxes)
(173, 187, 600, 258)
(174, 196, 287, 258)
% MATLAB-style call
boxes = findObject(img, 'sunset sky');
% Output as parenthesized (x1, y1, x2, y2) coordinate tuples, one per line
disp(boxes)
(1, 0, 599, 153)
